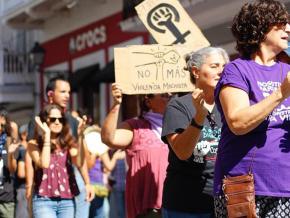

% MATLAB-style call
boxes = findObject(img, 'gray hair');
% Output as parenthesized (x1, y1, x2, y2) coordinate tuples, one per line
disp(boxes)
(184, 47, 229, 84)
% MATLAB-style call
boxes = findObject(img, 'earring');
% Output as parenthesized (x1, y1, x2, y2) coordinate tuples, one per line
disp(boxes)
(47, 91, 54, 97)
(47, 91, 54, 104)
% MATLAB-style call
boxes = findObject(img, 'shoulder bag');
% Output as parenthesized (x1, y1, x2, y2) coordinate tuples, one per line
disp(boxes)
(222, 148, 257, 218)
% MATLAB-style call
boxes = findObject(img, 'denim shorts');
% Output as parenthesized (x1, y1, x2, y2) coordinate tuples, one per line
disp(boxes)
(32, 195, 75, 218)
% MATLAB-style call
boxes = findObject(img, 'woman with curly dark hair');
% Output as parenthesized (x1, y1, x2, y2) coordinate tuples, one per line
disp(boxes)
(214, 0, 290, 217)
(28, 104, 80, 218)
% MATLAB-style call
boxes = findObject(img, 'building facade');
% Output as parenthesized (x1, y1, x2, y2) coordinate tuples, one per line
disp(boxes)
(1, 0, 289, 124)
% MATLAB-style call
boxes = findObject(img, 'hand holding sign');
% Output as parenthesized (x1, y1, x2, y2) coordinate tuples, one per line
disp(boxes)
(112, 83, 123, 105)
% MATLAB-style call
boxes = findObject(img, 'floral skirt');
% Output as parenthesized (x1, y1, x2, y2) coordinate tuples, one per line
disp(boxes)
(214, 195, 290, 218)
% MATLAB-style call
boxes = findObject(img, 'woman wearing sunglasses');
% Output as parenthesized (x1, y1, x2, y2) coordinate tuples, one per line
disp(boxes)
(101, 87, 171, 218)
(28, 104, 80, 218)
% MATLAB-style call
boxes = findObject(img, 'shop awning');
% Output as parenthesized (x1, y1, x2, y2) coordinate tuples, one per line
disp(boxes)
(69, 64, 100, 92)
(88, 61, 115, 85)
(69, 61, 115, 92)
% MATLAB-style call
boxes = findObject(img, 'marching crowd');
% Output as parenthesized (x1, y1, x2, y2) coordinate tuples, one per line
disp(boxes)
(0, 0, 289, 218)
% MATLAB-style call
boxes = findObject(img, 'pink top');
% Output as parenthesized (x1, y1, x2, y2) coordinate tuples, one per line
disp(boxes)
(125, 118, 169, 218)
(34, 148, 79, 199)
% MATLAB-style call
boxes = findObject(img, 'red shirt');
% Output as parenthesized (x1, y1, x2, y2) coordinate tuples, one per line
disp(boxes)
(34, 148, 79, 198)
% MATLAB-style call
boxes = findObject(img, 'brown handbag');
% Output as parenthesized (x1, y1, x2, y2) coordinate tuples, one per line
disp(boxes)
(222, 173, 257, 218)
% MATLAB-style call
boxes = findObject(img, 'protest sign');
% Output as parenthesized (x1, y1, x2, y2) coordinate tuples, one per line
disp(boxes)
(135, 0, 210, 49)
(114, 44, 194, 94)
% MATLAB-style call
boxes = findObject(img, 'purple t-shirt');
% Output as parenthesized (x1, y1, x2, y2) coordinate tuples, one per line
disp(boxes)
(89, 159, 103, 184)
(214, 58, 290, 197)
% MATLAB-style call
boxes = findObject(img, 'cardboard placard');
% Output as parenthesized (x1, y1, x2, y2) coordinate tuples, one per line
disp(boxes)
(114, 44, 194, 94)
(135, 0, 210, 49)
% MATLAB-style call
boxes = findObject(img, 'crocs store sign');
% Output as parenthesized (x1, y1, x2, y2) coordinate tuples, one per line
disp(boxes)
(69, 25, 107, 53)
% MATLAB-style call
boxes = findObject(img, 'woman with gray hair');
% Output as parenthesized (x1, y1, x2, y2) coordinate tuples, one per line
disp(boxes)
(161, 46, 229, 217)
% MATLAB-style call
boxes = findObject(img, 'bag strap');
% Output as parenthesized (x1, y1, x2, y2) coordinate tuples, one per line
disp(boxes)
(248, 148, 256, 174)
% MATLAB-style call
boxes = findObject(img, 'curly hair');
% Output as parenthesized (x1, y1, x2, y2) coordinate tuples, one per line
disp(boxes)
(232, 0, 288, 58)
(34, 104, 78, 152)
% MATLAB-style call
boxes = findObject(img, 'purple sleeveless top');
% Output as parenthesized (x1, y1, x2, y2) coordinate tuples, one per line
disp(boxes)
(34, 149, 79, 198)
(89, 159, 103, 184)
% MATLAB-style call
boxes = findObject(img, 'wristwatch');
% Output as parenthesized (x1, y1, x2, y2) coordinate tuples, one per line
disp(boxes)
(190, 118, 204, 130)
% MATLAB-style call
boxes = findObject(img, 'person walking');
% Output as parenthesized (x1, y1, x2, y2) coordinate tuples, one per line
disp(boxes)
(26, 76, 94, 217)
(161, 47, 229, 218)
(213, 0, 290, 217)
(28, 104, 80, 217)
(108, 149, 126, 218)
(14, 124, 30, 218)
(101, 86, 171, 218)
(0, 108, 18, 218)
(84, 124, 124, 218)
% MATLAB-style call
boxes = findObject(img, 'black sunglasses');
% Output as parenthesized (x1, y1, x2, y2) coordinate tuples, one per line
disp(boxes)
(48, 117, 65, 124)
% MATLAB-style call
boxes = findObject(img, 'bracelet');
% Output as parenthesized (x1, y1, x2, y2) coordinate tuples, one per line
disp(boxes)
(43, 142, 50, 147)
(25, 184, 33, 188)
(190, 118, 204, 130)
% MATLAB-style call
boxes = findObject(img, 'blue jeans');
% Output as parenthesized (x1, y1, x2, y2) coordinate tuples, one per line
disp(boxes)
(16, 188, 29, 218)
(32, 195, 74, 218)
(162, 208, 213, 218)
(74, 166, 90, 218)
(89, 196, 105, 218)
(109, 189, 125, 218)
